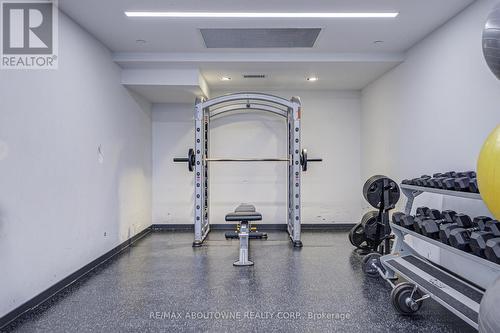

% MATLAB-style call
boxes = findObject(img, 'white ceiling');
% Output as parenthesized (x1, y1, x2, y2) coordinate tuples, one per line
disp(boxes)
(59, 0, 476, 97)
(200, 62, 400, 91)
(60, 0, 474, 53)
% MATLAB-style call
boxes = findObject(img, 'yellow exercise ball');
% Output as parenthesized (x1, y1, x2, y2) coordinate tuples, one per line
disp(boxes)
(477, 125, 500, 220)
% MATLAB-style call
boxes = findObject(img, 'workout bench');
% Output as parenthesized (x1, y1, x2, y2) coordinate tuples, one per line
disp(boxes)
(225, 204, 266, 266)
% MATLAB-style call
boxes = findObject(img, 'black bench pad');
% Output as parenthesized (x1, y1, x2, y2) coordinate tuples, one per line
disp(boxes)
(225, 211, 262, 221)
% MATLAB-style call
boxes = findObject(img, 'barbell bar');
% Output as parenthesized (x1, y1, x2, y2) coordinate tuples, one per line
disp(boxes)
(173, 148, 322, 172)
(207, 158, 289, 162)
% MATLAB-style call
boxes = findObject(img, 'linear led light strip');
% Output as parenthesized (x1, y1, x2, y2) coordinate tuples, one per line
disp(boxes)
(125, 12, 399, 18)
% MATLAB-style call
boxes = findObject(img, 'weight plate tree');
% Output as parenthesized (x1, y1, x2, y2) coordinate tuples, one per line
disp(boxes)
(173, 93, 322, 247)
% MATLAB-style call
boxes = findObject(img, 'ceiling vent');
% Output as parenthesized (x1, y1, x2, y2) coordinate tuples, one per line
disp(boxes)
(243, 74, 266, 79)
(200, 28, 321, 48)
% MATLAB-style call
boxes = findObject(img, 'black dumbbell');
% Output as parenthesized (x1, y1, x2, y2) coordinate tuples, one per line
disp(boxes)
(434, 177, 449, 189)
(442, 210, 457, 223)
(422, 219, 454, 240)
(439, 212, 469, 244)
(485, 237, 500, 264)
(401, 215, 416, 230)
(426, 178, 437, 188)
(471, 220, 500, 258)
(409, 178, 420, 185)
(402, 179, 412, 185)
(392, 212, 406, 226)
(422, 210, 456, 240)
(456, 171, 476, 178)
(453, 177, 472, 192)
(428, 177, 446, 188)
(421, 219, 445, 239)
(442, 171, 458, 178)
(428, 209, 442, 220)
(413, 216, 428, 234)
(412, 207, 432, 233)
(442, 178, 458, 191)
(469, 178, 479, 193)
(448, 216, 492, 252)
(433, 173, 444, 178)
(416, 207, 431, 217)
(414, 175, 431, 187)
(422, 178, 434, 187)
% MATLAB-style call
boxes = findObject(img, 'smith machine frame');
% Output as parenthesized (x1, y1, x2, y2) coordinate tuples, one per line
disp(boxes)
(173, 93, 322, 247)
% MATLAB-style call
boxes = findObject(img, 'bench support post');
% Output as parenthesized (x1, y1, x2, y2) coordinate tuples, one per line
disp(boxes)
(233, 221, 254, 266)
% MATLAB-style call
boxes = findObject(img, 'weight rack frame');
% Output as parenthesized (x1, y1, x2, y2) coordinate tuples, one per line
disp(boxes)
(192, 93, 303, 247)
(377, 183, 500, 329)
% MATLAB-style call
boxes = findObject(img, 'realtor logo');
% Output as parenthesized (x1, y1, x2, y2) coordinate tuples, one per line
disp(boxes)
(1, 0, 58, 69)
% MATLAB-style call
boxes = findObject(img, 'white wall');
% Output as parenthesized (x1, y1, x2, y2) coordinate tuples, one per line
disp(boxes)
(153, 90, 363, 225)
(361, 0, 500, 217)
(0, 12, 152, 318)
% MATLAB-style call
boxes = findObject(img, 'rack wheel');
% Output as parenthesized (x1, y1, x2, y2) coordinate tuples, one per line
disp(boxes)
(362, 253, 383, 278)
(390, 282, 423, 315)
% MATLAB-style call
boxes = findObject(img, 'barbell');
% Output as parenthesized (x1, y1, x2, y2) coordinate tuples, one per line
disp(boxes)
(173, 148, 322, 172)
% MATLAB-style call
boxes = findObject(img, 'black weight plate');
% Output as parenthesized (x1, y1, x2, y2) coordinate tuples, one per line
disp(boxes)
(349, 223, 369, 249)
(362, 253, 383, 278)
(390, 283, 423, 315)
(363, 175, 400, 209)
(300, 148, 307, 172)
(188, 148, 195, 172)
(361, 211, 379, 241)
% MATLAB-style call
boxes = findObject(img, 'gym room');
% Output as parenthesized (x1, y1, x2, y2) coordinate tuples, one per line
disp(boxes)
(1, 0, 500, 332)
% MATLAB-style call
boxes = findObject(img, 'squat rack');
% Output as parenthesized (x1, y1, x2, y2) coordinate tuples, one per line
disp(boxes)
(174, 92, 321, 247)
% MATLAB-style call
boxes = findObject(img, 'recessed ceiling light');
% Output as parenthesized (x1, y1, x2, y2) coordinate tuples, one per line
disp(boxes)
(307, 77, 319, 82)
(373, 40, 384, 45)
(125, 12, 399, 18)
(221, 76, 232, 81)
(136, 39, 147, 44)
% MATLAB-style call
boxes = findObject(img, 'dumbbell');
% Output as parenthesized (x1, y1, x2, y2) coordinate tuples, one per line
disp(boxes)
(457, 171, 476, 178)
(453, 177, 472, 192)
(469, 178, 479, 193)
(392, 212, 406, 226)
(413, 207, 441, 233)
(448, 216, 492, 252)
(422, 210, 456, 239)
(411, 207, 430, 233)
(485, 237, 500, 264)
(442, 171, 458, 178)
(442, 178, 458, 191)
(452, 172, 476, 192)
(471, 220, 500, 258)
(428, 177, 447, 188)
(439, 212, 470, 244)
(401, 215, 416, 230)
(416, 207, 431, 217)
(413, 175, 431, 187)
(433, 177, 448, 189)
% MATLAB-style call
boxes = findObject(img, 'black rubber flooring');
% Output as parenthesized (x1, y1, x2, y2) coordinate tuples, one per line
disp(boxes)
(4, 231, 474, 332)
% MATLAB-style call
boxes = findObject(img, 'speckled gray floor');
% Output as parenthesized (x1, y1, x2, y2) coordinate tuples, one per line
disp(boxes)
(4, 231, 474, 333)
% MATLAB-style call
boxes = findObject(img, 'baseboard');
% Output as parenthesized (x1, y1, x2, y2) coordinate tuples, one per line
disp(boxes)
(152, 223, 355, 231)
(302, 223, 355, 231)
(0, 226, 152, 330)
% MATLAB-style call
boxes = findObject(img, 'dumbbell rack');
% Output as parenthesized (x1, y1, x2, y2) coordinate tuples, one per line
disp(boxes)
(400, 184, 481, 216)
(377, 184, 500, 330)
